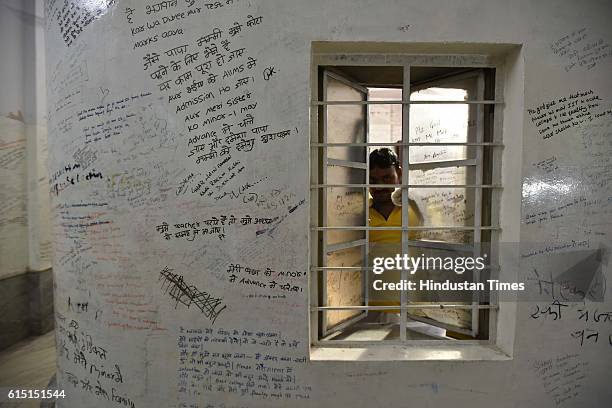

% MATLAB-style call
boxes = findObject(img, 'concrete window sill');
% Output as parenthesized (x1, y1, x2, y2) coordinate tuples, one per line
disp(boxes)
(310, 342, 512, 361)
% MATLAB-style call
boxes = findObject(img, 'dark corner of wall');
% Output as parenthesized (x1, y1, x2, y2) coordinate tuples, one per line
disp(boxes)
(0, 268, 54, 351)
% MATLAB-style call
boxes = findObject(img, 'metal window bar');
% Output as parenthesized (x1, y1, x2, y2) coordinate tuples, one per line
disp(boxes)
(486, 62, 506, 343)
(313, 65, 503, 345)
(471, 71, 485, 338)
(312, 226, 500, 231)
(364, 88, 371, 318)
(323, 238, 484, 253)
(321, 71, 329, 336)
(408, 159, 477, 171)
(401, 239, 474, 252)
(312, 184, 501, 188)
(312, 142, 504, 146)
(315, 305, 498, 311)
(326, 239, 367, 253)
(309, 59, 319, 346)
(327, 158, 367, 169)
(310, 265, 501, 272)
(400, 66, 410, 341)
(313, 100, 503, 105)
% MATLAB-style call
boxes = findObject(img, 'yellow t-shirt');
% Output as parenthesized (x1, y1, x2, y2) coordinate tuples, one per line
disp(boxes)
(369, 205, 420, 243)
(368, 201, 472, 329)
(368, 203, 420, 308)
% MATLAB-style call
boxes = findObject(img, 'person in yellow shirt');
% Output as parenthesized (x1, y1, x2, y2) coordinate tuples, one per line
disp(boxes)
(368, 149, 470, 337)
(368, 148, 422, 314)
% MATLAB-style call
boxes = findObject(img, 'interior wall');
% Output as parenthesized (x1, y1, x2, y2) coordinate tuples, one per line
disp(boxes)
(0, 0, 53, 349)
(43, 0, 612, 407)
(0, 0, 30, 280)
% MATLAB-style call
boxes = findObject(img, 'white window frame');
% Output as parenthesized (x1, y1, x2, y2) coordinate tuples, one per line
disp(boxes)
(309, 45, 523, 361)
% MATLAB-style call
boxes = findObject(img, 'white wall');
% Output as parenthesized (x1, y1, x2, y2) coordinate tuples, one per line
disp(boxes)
(44, 0, 612, 407)
(0, 0, 51, 279)
(0, 0, 29, 279)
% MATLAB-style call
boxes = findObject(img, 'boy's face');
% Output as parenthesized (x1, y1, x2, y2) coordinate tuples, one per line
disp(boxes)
(369, 165, 401, 203)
